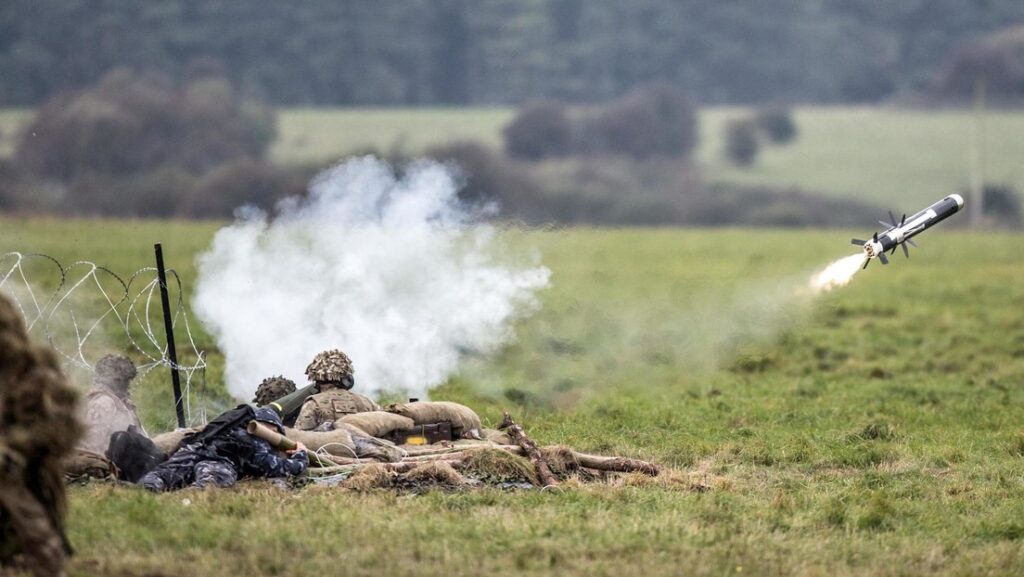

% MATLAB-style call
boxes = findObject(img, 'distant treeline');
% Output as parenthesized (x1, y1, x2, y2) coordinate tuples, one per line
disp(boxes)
(1, 0, 1022, 106)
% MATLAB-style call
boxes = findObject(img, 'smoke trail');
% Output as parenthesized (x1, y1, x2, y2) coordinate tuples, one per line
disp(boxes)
(194, 157, 550, 401)
(622, 252, 871, 378)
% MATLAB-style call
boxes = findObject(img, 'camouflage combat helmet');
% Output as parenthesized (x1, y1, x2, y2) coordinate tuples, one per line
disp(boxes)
(253, 375, 297, 406)
(305, 349, 355, 386)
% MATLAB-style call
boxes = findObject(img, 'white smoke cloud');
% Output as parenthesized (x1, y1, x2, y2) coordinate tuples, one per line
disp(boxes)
(194, 157, 550, 401)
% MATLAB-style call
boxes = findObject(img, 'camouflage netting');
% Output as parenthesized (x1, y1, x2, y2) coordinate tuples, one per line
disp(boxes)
(341, 464, 394, 491)
(305, 349, 354, 383)
(253, 375, 297, 406)
(0, 291, 82, 572)
(400, 462, 467, 488)
(461, 448, 538, 485)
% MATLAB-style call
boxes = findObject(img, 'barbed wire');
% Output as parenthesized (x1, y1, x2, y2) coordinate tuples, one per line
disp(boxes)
(0, 251, 208, 425)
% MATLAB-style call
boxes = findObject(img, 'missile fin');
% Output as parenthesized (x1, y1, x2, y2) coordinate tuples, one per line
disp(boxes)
(878, 252, 889, 265)
(906, 238, 918, 248)
(851, 238, 867, 246)
(901, 243, 909, 258)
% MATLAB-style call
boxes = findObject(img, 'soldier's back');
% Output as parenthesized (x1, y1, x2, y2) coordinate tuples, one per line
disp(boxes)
(294, 389, 379, 430)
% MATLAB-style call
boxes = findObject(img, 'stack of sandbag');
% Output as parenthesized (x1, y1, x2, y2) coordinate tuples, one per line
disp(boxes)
(338, 411, 414, 438)
(150, 427, 199, 456)
(63, 450, 117, 481)
(286, 426, 357, 457)
(286, 423, 405, 463)
(386, 401, 483, 439)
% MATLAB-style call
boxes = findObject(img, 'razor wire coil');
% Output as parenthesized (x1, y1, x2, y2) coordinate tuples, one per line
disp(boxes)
(0, 251, 208, 425)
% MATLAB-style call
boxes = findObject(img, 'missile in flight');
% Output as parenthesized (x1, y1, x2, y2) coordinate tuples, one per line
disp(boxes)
(851, 194, 965, 268)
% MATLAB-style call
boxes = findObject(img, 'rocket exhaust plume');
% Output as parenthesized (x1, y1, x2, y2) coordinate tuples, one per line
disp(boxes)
(807, 253, 868, 294)
(194, 157, 550, 401)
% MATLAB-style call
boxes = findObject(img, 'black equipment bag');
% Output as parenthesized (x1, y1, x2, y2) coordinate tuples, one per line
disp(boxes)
(183, 404, 260, 468)
(106, 425, 168, 483)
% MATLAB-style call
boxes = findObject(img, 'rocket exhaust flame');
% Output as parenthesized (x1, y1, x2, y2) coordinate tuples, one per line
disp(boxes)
(807, 253, 868, 294)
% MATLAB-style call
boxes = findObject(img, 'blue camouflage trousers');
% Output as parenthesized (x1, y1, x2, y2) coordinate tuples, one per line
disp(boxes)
(138, 444, 238, 491)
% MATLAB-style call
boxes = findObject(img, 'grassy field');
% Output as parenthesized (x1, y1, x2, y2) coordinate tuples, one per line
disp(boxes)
(2, 218, 1024, 576)
(270, 106, 1024, 212)
(0, 108, 30, 157)
(698, 107, 1024, 212)
(4, 106, 1023, 213)
(272, 107, 514, 165)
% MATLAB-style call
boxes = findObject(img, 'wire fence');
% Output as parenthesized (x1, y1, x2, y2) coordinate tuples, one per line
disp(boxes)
(0, 251, 209, 425)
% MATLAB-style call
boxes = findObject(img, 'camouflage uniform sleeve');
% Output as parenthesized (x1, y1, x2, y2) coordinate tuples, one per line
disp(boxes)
(293, 399, 321, 431)
(246, 437, 308, 477)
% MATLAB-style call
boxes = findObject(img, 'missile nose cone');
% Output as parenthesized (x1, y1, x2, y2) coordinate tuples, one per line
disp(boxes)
(949, 193, 965, 209)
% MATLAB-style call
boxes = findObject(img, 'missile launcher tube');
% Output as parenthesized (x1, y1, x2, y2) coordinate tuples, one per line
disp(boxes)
(266, 384, 317, 420)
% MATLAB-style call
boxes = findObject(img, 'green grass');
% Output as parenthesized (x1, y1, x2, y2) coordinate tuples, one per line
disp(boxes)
(0, 108, 31, 157)
(276, 106, 1024, 213)
(6, 106, 1023, 213)
(271, 107, 514, 165)
(698, 106, 1024, 211)
(3, 218, 1024, 576)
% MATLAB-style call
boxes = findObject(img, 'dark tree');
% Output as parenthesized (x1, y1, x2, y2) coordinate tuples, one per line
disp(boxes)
(429, 0, 471, 104)
(425, 140, 546, 221)
(16, 68, 276, 181)
(724, 119, 759, 167)
(579, 84, 697, 160)
(936, 26, 1024, 101)
(503, 101, 573, 160)
(755, 107, 797, 144)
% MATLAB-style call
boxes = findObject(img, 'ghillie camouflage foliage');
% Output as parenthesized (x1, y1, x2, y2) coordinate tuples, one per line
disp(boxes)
(0, 292, 82, 577)
(253, 375, 297, 406)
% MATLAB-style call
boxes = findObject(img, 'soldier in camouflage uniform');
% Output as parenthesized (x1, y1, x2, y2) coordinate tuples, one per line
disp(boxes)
(0, 292, 82, 577)
(78, 354, 144, 454)
(138, 407, 308, 492)
(294, 349, 379, 431)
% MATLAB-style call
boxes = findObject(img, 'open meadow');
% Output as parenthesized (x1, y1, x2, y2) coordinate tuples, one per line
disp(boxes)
(4, 106, 1024, 214)
(2, 218, 1023, 576)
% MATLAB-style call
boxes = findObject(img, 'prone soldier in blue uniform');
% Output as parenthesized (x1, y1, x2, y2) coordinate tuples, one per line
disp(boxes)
(139, 407, 308, 491)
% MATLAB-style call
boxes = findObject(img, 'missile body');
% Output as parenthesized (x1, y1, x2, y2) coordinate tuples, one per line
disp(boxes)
(852, 194, 964, 267)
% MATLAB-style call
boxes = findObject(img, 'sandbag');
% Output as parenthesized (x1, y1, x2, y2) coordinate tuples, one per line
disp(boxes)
(151, 428, 199, 456)
(64, 450, 117, 481)
(386, 401, 482, 437)
(285, 426, 357, 458)
(339, 412, 414, 438)
(285, 424, 404, 463)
